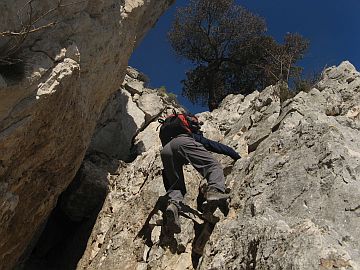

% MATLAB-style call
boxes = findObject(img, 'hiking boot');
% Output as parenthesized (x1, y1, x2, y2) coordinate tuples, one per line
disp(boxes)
(205, 187, 230, 202)
(165, 203, 181, 234)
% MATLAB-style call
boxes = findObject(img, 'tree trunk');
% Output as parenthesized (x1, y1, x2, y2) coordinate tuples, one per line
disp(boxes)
(207, 62, 220, 111)
(207, 77, 217, 111)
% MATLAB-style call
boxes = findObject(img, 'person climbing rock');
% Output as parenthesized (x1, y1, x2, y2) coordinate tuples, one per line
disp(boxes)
(158, 110, 241, 233)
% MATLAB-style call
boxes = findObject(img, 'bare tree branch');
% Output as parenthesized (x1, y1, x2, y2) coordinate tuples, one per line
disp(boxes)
(0, 0, 87, 67)
(0, 22, 58, 37)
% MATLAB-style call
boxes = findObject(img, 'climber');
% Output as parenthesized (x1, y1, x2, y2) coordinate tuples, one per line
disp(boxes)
(158, 110, 241, 233)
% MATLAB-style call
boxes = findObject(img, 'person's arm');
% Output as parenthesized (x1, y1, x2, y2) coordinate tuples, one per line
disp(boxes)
(193, 133, 241, 160)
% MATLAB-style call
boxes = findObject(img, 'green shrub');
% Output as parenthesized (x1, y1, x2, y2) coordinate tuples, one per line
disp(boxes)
(157, 85, 179, 104)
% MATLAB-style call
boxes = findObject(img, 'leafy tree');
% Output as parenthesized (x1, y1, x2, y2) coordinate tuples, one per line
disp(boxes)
(169, 0, 309, 110)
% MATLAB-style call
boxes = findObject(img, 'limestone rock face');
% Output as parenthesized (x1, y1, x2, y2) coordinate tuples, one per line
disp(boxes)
(78, 61, 360, 269)
(0, 1, 174, 269)
(88, 67, 172, 161)
(88, 84, 146, 161)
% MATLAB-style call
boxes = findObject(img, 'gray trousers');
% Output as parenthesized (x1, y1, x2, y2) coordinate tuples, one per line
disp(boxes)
(160, 134, 225, 204)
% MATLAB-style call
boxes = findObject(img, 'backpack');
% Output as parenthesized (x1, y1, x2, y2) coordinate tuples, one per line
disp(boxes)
(158, 109, 202, 146)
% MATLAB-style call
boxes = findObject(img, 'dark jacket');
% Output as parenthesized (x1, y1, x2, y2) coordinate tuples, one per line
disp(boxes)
(193, 132, 241, 160)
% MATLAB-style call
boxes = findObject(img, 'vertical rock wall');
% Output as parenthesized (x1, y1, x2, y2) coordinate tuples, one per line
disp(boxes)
(77, 62, 360, 269)
(0, 1, 174, 269)
(200, 61, 360, 269)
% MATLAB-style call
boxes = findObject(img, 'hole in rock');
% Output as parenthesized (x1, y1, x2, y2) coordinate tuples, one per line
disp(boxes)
(0, 52, 26, 83)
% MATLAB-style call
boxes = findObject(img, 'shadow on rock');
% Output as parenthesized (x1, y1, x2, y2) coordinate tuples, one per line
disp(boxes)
(137, 192, 230, 269)
(136, 196, 183, 254)
(191, 188, 230, 268)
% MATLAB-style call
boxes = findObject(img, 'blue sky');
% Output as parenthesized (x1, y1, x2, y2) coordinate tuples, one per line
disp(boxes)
(129, 0, 360, 113)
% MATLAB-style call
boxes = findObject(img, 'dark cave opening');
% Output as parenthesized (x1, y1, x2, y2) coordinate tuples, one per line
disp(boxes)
(22, 162, 108, 270)
(23, 202, 98, 270)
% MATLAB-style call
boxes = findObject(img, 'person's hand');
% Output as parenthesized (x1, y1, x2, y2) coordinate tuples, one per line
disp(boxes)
(231, 153, 241, 161)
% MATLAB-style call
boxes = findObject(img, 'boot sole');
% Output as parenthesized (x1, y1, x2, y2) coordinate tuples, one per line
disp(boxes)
(206, 195, 230, 202)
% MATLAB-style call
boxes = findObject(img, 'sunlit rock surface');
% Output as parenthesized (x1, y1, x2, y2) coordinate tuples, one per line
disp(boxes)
(77, 61, 360, 269)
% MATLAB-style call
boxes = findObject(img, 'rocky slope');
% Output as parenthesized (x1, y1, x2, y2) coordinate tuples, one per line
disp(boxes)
(77, 61, 360, 269)
(0, 1, 173, 269)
